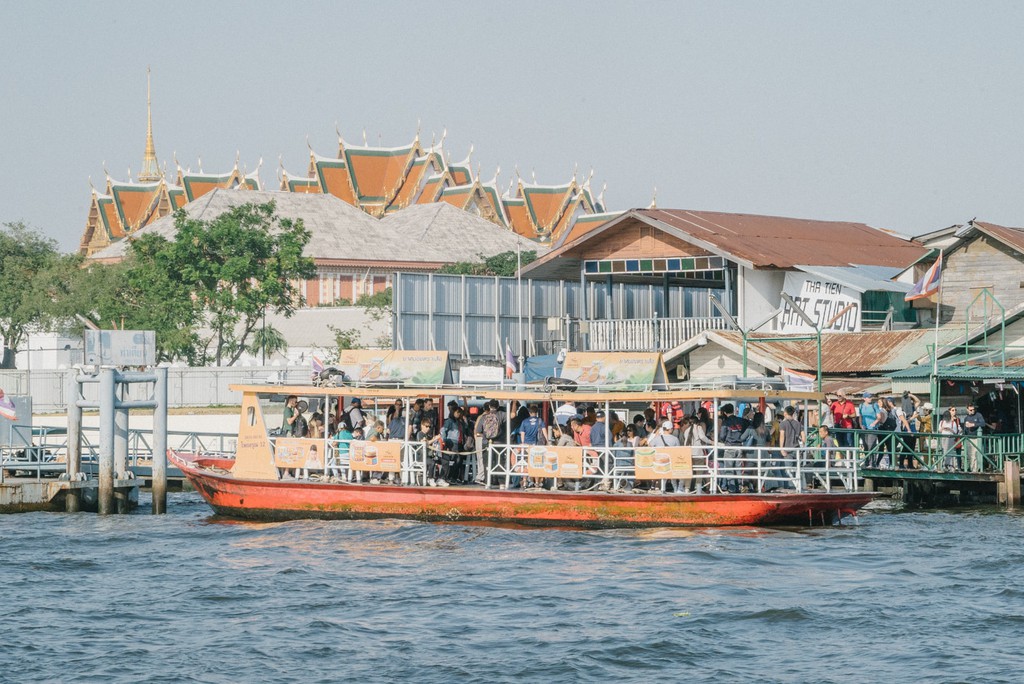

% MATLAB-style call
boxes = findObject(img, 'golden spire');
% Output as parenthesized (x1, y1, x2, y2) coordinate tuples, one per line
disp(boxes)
(138, 67, 160, 182)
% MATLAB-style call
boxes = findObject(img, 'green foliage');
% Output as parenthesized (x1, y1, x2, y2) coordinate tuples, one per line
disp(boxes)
(328, 325, 363, 352)
(437, 250, 537, 277)
(356, 287, 393, 323)
(0, 222, 81, 364)
(68, 201, 315, 365)
(247, 324, 289, 360)
(164, 201, 315, 365)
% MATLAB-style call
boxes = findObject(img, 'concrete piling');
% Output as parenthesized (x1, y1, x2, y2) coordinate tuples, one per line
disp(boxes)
(114, 400, 129, 514)
(65, 370, 81, 513)
(151, 367, 168, 515)
(98, 368, 116, 515)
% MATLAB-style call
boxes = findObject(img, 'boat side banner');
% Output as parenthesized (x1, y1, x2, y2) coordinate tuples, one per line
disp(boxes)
(522, 445, 586, 479)
(274, 438, 325, 469)
(349, 440, 402, 472)
(633, 446, 693, 480)
(335, 350, 452, 385)
(559, 352, 668, 389)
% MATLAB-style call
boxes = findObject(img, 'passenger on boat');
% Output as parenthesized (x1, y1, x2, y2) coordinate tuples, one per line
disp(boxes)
(474, 401, 504, 486)
(441, 406, 468, 484)
(329, 421, 353, 480)
(417, 398, 439, 437)
(718, 404, 747, 493)
(387, 409, 406, 441)
(385, 399, 404, 425)
(517, 404, 546, 489)
(345, 398, 366, 431)
(681, 414, 714, 493)
(418, 418, 448, 487)
(555, 400, 577, 426)
(647, 421, 680, 492)
(589, 410, 612, 489)
(612, 428, 637, 492)
(632, 414, 648, 439)
(282, 396, 299, 435)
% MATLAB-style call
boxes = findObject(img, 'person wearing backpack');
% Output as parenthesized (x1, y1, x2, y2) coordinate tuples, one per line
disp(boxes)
(717, 403, 748, 493)
(474, 400, 504, 485)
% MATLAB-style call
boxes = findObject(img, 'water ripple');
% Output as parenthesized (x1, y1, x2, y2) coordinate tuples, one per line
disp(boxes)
(3, 495, 1024, 681)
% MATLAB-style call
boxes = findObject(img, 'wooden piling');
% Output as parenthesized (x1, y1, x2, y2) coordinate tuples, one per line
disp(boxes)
(1004, 460, 1021, 508)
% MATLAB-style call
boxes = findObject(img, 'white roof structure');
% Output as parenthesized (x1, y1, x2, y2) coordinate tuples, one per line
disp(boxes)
(88, 190, 539, 264)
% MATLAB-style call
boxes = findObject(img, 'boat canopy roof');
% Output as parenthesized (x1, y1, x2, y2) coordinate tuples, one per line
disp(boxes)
(229, 384, 823, 403)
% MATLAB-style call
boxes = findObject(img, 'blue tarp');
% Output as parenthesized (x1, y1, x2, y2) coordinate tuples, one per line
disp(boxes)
(523, 354, 562, 383)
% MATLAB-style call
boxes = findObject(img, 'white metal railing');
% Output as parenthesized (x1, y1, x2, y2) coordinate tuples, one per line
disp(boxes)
(273, 440, 860, 495)
(587, 317, 728, 352)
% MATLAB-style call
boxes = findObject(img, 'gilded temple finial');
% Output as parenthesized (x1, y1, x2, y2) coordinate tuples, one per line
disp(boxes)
(138, 67, 160, 182)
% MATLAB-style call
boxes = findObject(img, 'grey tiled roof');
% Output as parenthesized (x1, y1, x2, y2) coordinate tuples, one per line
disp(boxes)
(89, 190, 542, 263)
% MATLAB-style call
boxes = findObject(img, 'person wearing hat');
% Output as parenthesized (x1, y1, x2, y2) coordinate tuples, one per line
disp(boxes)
(589, 410, 612, 489)
(345, 397, 365, 431)
(829, 391, 857, 448)
(858, 393, 882, 460)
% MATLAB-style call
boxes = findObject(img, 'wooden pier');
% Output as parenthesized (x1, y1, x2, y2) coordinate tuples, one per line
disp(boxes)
(862, 460, 1023, 507)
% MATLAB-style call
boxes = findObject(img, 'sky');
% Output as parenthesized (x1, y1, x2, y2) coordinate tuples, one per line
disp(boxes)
(3, 1, 1024, 252)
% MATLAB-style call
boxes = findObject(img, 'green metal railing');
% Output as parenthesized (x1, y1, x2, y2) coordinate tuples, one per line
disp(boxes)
(827, 428, 1024, 473)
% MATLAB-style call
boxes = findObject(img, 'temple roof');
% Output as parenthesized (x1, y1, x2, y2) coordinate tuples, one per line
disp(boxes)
(87, 190, 541, 266)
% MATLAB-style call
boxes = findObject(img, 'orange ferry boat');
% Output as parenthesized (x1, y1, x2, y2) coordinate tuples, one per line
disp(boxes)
(172, 353, 873, 528)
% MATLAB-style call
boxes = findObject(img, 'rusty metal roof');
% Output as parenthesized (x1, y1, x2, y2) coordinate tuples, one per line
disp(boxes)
(971, 221, 1024, 255)
(704, 329, 963, 374)
(641, 209, 927, 269)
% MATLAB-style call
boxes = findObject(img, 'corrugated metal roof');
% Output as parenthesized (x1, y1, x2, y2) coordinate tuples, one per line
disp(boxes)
(642, 209, 927, 269)
(972, 221, 1024, 255)
(888, 363, 1024, 380)
(707, 328, 962, 373)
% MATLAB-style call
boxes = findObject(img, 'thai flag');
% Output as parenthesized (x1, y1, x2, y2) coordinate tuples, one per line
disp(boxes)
(311, 355, 324, 380)
(905, 253, 942, 301)
(0, 391, 15, 421)
(505, 343, 517, 379)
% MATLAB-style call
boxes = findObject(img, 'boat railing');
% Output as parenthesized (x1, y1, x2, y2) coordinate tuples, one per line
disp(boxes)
(280, 439, 860, 494)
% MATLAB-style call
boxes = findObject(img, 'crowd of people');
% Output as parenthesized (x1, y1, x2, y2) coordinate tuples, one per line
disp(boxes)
(827, 390, 993, 472)
(273, 389, 998, 488)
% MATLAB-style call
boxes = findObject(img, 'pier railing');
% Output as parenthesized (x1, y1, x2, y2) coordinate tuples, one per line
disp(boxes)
(830, 428, 1024, 473)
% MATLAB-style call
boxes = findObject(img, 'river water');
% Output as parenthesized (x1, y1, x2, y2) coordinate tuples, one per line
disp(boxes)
(3, 494, 1024, 683)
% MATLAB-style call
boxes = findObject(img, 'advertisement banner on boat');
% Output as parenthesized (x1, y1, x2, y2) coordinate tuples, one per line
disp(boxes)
(633, 446, 693, 480)
(336, 350, 452, 386)
(274, 438, 325, 469)
(348, 440, 402, 473)
(559, 352, 668, 389)
(523, 445, 586, 479)
(780, 272, 861, 333)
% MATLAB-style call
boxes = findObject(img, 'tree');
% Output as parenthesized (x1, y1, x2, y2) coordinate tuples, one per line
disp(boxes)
(0, 222, 80, 367)
(438, 250, 537, 277)
(248, 324, 289, 362)
(152, 201, 315, 366)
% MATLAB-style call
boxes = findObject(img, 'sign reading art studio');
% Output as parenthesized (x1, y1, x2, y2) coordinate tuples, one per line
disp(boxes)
(779, 273, 861, 333)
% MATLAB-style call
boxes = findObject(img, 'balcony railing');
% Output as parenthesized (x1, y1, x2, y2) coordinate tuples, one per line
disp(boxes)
(586, 316, 728, 352)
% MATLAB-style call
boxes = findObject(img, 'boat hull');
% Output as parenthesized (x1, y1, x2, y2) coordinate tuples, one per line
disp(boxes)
(174, 455, 873, 528)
